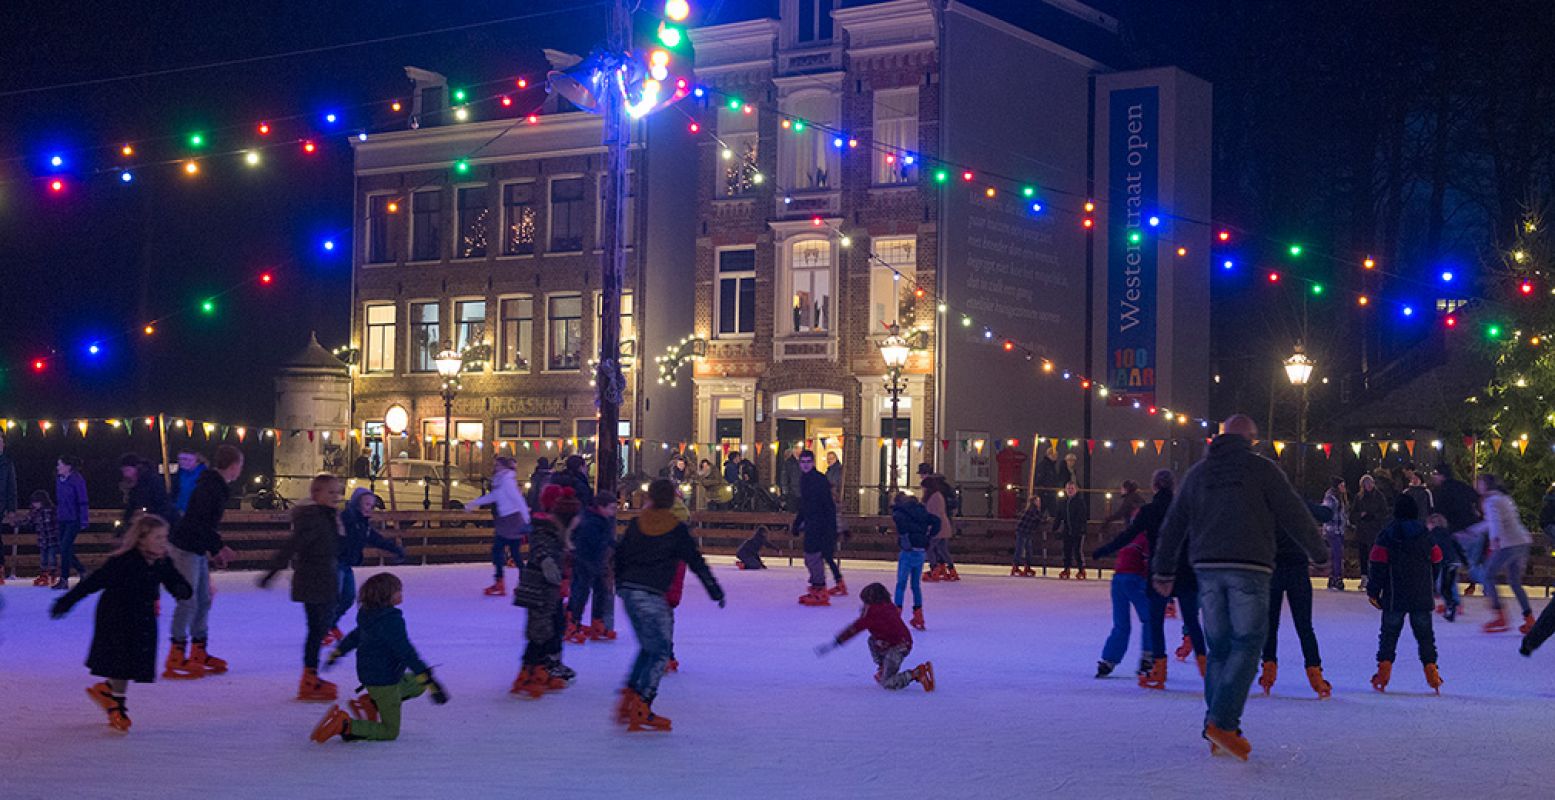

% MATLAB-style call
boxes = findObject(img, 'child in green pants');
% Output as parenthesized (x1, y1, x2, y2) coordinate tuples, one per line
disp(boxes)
(312, 573, 447, 742)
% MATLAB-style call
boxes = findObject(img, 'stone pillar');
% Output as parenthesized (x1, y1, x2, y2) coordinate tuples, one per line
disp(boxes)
(274, 333, 351, 502)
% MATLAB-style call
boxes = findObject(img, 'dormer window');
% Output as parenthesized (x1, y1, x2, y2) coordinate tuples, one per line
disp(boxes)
(794, 0, 835, 44)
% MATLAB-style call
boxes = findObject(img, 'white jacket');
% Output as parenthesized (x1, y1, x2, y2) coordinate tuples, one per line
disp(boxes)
(470, 469, 531, 522)
(1479, 490, 1531, 550)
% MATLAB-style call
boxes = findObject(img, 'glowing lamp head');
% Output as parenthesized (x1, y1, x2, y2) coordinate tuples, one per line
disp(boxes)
(325, 113, 337, 124)
(500, 95, 513, 107)
(386, 201, 399, 213)
(665, 0, 691, 21)
(433, 347, 464, 378)
(88, 344, 100, 355)
(1402, 305, 1414, 317)
(391, 101, 403, 111)
(1267, 272, 1280, 283)
(201, 299, 215, 314)
(183, 160, 200, 175)
(1363, 257, 1375, 269)
(1218, 230, 1230, 242)
(244, 150, 261, 166)
(879, 326, 912, 369)
(1445, 316, 1458, 329)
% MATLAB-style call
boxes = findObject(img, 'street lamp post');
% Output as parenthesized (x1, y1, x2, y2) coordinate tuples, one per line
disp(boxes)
(879, 324, 912, 505)
(434, 344, 464, 508)
(1283, 342, 1315, 488)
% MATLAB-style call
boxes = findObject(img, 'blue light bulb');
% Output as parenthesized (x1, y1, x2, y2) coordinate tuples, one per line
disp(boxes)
(120, 171, 133, 183)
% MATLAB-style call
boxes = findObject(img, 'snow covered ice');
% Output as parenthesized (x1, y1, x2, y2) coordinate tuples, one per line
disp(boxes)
(3, 560, 1552, 799)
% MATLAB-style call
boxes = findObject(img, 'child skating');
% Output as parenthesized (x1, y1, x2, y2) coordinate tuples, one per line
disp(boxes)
(312, 573, 448, 742)
(511, 484, 579, 697)
(1367, 495, 1444, 694)
(891, 491, 938, 630)
(27, 490, 59, 586)
(1012, 495, 1041, 576)
(735, 526, 771, 570)
(1427, 513, 1465, 622)
(1092, 512, 1154, 680)
(50, 514, 193, 732)
(815, 582, 934, 692)
(565, 491, 619, 643)
(259, 473, 343, 702)
(327, 488, 406, 646)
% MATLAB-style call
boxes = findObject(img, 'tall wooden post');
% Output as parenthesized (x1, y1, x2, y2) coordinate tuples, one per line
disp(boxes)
(594, 0, 631, 500)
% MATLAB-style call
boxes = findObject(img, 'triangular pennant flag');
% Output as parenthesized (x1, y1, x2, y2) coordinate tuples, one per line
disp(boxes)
(1153, 440, 1165, 455)
(1350, 442, 1362, 457)
(1130, 440, 1143, 455)
(1463, 435, 1476, 450)
(1086, 439, 1096, 454)
(77, 420, 88, 436)
(1404, 440, 1415, 457)
(1273, 441, 1286, 457)
(941, 439, 950, 451)
(307, 430, 315, 442)
(1516, 438, 1530, 456)
(754, 441, 763, 455)
(1491, 437, 1503, 454)
(1321, 443, 1333, 459)
(203, 422, 216, 437)
(973, 439, 986, 453)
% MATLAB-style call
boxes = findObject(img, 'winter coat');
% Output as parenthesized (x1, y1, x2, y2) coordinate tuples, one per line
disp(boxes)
(173, 463, 206, 515)
(1480, 490, 1533, 549)
(1053, 493, 1089, 541)
(1015, 504, 1044, 540)
(169, 469, 231, 557)
(28, 506, 59, 548)
(513, 517, 565, 610)
(1321, 490, 1348, 539)
(470, 469, 532, 526)
(614, 507, 723, 603)
(892, 500, 940, 551)
(1153, 434, 1327, 576)
(1095, 489, 1172, 576)
(792, 470, 838, 552)
(1368, 520, 1442, 613)
(339, 489, 405, 568)
(1429, 524, 1466, 566)
(122, 463, 175, 529)
(53, 550, 192, 683)
(550, 468, 594, 508)
(736, 529, 770, 569)
(826, 462, 843, 494)
(1433, 478, 1481, 533)
(723, 459, 741, 485)
(571, 507, 616, 572)
(263, 504, 341, 605)
(1404, 484, 1435, 519)
(0, 451, 15, 515)
(1352, 490, 1390, 540)
(924, 490, 954, 541)
(56, 471, 89, 525)
(337, 606, 429, 687)
(779, 456, 803, 500)
(836, 601, 912, 649)
(525, 468, 551, 510)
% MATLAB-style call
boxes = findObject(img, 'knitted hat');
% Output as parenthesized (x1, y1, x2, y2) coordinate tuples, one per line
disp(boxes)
(539, 483, 570, 512)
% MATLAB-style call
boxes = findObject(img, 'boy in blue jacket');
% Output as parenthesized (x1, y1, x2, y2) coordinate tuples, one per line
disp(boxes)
(313, 573, 447, 742)
(566, 492, 619, 643)
(891, 492, 939, 630)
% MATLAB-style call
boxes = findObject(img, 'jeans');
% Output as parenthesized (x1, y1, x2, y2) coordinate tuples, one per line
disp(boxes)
(1101, 574, 1154, 664)
(57, 520, 86, 581)
(1378, 610, 1437, 664)
(333, 566, 357, 627)
(1149, 583, 1206, 659)
(169, 546, 212, 643)
(1062, 537, 1084, 571)
(621, 587, 674, 704)
(39, 543, 59, 570)
(1263, 562, 1322, 667)
(895, 550, 926, 608)
(567, 560, 612, 625)
(928, 538, 954, 570)
(1197, 568, 1271, 732)
(304, 602, 333, 669)
(492, 537, 524, 580)
(1484, 544, 1532, 614)
(1013, 532, 1034, 567)
(1437, 562, 1461, 610)
(870, 638, 917, 690)
(350, 674, 426, 741)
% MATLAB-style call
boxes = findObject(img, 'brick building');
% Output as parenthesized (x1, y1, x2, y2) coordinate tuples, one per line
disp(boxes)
(686, 0, 1211, 513)
(345, 68, 696, 485)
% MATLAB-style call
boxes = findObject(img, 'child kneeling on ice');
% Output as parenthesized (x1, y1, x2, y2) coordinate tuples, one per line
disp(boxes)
(313, 573, 448, 742)
(815, 582, 934, 692)
(735, 526, 771, 570)
(1367, 494, 1444, 694)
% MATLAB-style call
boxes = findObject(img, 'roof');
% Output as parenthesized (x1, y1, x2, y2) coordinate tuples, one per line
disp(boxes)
(283, 332, 349, 372)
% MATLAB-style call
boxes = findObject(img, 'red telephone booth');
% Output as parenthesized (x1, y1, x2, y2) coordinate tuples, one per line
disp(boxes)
(996, 446, 1029, 518)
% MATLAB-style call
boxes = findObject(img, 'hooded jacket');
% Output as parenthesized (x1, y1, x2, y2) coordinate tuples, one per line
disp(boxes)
(1153, 434, 1328, 577)
(570, 506, 616, 571)
(1368, 519, 1442, 612)
(614, 507, 722, 603)
(792, 469, 838, 551)
(264, 503, 341, 605)
(170, 468, 231, 557)
(891, 499, 940, 551)
(337, 606, 429, 687)
(469, 469, 531, 523)
(339, 488, 405, 567)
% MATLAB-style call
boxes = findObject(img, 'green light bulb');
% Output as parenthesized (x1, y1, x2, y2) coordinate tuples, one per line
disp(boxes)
(1022, 186, 1035, 198)
(1488, 325, 1502, 339)
(728, 98, 741, 111)
(455, 160, 471, 174)
(453, 89, 467, 102)
(934, 170, 948, 184)
(201, 299, 215, 314)
(189, 133, 205, 148)
(1128, 232, 1142, 244)
(1311, 284, 1323, 296)
(1288, 244, 1303, 257)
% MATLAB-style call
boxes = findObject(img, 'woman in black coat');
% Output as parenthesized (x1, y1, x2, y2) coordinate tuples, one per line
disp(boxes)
(52, 514, 192, 732)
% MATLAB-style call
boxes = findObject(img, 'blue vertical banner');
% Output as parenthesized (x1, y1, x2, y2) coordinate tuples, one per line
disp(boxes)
(1107, 87, 1159, 407)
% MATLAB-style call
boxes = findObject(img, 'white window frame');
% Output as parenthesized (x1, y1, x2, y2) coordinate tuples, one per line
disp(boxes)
(781, 236, 835, 337)
(363, 303, 397, 374)
(495, 294, 534, 373)
(780, 90, 840, 193)
(716, 106, 760, 198)
(546, 174, 588, 255)
(407, 299, 441, 373)
(364, 192, 398, 265)
(715, 246, 757, 339)
(452, 297, 488, 358)
(408, 188, 444, 263)
(872, 88, 919, 186)
(454, 184, 491, 260)
(545, 292, 585, 372)
(499, 179, 538, 258)
(868, 236, 916, 334)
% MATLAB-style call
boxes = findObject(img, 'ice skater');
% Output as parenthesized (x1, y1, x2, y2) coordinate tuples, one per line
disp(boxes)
(259, 473, 344, 702)
(891, 491, 939, 631)
(1426, 513, 1465, 621)
(1012, 495, 1041, 576)
(566, 490, 619, 643)
(1469, 474, 1535, 634)
(1258, 501, 1334, 698)
(327, 488, 406, 645)
(26, 490, 58, 586)
(1092, 500, 1154, 682)
(1098, 469, 1183, 689)
(511, 485, 579, 697)
(1053, 481, 1089, 580)
(50, 514, 193, 732)
(470, 456, 531, 597)
(814, 582, 934, 692)
(793, 450, 844, 604)
(614, 479, 724, 732)
(735, 525, 771, 570)
(312, 573, 448, 743)
(1366, 495, 1444, 694)
(922, 475, 958, 582)
(164, 444, 242, 680)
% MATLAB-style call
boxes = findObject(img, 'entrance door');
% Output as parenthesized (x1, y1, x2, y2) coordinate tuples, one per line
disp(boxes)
(878, 416, 912, 511)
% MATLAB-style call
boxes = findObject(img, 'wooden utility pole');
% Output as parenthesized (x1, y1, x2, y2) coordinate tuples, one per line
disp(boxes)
(594, 0, 631, 500)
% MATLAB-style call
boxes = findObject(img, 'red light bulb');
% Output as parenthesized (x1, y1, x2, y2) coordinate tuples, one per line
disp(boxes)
(260, 272, 274, 285)
(1002, 340, 1014, 352)
(32, 359, 45, 372)
(516, 78, 528, 89)
(1522, 281, 1534, 295)
(1082, 218, 1094, 229)
(1267, 272, 1280, 283)
(527, 114, 539, 124)
(1218, 230, 1230, 242)
(501, 95, 513, 107)
(258, 122, 271, 135)
(302, 140, 317, 153)
(48, 179, 64, 193)
(688, 122, 700, 133)
(1446, 316, 1458, 328)
(961, 171, 974, 182)
(811, 216, 823, 227)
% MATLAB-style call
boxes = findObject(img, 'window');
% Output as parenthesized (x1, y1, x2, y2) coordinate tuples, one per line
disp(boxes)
(456, 186, 489, 258)
(775, 391, 844, 411)
(364, 304, 396, 373)
(715, 397, 745, 443)
(411, 189, 443, 261)
(454, 300, 486, 353)
(796, 0, 835, 44)
(787, 239, 832, 334)
(409, 302, 440, 372)
(549, 177, 586, 253)
(594, 291, 636, 364)
(1437, 298, 1467, 313)
(717, 248, 757, 337)
(366, 195, 396, 264)
(502, 183, 537, 256)
(574, 419, 631, 464)
(498, 419, 563, 439)
(869, 236, 916, 332)
(498, 296, 533, 371)
(872, 88, 918, 185)
(717, 106, 760, 197)
(547, 294, 584, 370)
(596, 173, 636, 247)
(784, 93, 838, 191)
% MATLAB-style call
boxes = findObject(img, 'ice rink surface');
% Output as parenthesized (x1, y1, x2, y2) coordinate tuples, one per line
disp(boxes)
(2, 560, 1550, 799)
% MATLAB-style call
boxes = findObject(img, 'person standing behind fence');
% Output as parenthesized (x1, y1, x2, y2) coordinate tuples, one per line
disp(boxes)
(1152, 414, 1327, 762)
(1054, 482, 1090, 580)
(164, 445, 242, 680)
(120, 454, 174, 532)
(55, 456, 90, 590)
(1352, 476, 1390, 591)
(471, 457, 531, 597)
(1321, 478, 1349, 591)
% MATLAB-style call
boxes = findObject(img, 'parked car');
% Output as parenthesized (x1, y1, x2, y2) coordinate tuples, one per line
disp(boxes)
(372, 459, 485, 509)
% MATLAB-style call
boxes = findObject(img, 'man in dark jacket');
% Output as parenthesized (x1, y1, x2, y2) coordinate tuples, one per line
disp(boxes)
(1152, 415, 1327, 760)
(779, 446, 804, 511)
(0, 436, 15, 578)
(120, 454, 175, 530)
(722, 452, 743, 486)
(551, 454, 595, 508)
(792, 450, 841, 604)
(166, 445, 244, 678)
(1430, 463, 1481, 535)
(1053, 482, 1090, 579)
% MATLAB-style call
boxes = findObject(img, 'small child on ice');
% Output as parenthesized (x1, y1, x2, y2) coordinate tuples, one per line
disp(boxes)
(1427, 513, 1465, 622)
(511, 484, 579, 697)
(1012, 495, 1041, 576)
(891, 492, 938, 631)
(1092, 517, 1154, 680)
(259, 473, 344, 702)
(27, 490, 60, 586)
(50, 514, 193, 732)
(1367, 495, 1444, 694)
(312, 573, 448, 743)
(815, 582, 934, 692)
(735, 526, 771, 570)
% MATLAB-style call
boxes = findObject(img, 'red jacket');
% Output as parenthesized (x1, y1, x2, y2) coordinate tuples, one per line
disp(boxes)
(836, 601, 912, 649)
(1113, 532, 1151, 576)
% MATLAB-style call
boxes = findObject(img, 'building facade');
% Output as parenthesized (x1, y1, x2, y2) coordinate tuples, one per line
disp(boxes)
(688, 0, 1211, 512)
(346, 70, 696, 487)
